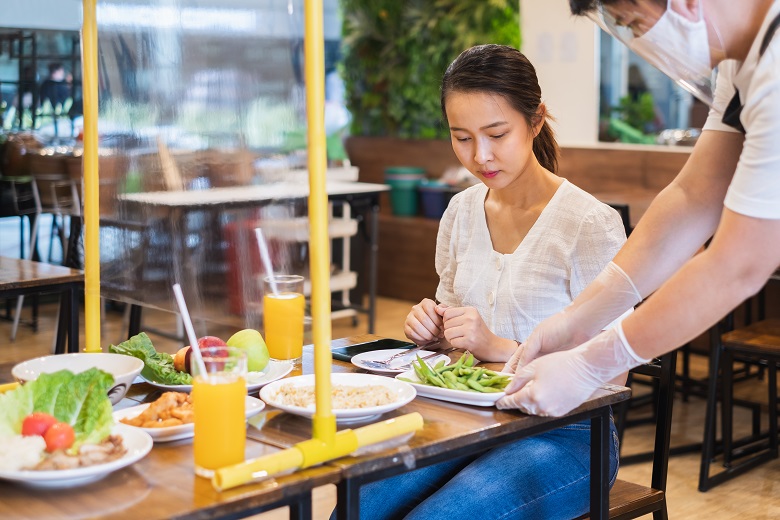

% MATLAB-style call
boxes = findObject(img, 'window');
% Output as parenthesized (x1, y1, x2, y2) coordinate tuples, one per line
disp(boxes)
(598, 33, 708, 146)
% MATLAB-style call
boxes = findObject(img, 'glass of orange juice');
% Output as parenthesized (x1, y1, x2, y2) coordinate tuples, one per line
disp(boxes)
(192, 346, 247, 478)
(263, 274, 305, 363)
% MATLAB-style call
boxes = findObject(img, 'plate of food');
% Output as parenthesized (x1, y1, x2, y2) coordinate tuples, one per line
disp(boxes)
(395, 353, 513, 407)
(259, 373, 416, 423)
(351, 348, 453, 374)
(113, 391, 266, 442)
(0, 369, 153, 488)
(109, 331, 293, 393)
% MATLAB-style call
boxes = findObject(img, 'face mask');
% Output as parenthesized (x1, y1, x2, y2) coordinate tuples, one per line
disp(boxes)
(629, 0, 713, 85)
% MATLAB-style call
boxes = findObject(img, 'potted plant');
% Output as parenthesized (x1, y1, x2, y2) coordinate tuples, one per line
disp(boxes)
(340, 0, 521, 183)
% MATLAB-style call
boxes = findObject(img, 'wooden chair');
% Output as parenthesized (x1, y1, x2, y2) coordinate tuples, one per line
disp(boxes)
(699, 318, 780, 491)
(579, 351, 676, 520)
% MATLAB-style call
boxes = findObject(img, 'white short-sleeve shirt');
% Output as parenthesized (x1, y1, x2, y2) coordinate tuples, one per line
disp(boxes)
(435, 181, 626, 343)
(703, 1, 780, 219)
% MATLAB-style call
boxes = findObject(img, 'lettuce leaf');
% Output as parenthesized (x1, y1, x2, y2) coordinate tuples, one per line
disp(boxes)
(109, 332, 193, 385)
(0, 369, 115, 448)
(0, 383, 33, 438)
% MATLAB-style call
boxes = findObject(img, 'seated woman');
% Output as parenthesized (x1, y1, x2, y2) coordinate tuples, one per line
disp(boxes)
(361, 44, 627, 520)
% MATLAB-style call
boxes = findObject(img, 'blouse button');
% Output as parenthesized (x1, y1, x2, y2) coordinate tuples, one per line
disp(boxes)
(495, 258, 502, 270)
(488, 291, 495, 305)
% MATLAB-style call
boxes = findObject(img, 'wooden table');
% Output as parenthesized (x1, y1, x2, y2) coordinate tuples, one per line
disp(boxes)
(0, 256, 83, 353)
(117, 181, 390, 335)
(0, 335, 630, 519)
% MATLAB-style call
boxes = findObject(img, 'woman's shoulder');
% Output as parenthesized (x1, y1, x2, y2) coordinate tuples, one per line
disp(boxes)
(554, 181, 614, 216)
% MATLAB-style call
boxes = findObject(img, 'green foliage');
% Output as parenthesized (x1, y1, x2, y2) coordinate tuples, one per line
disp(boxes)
(340, 0, 520, 139)
(612, 93, 656, 132)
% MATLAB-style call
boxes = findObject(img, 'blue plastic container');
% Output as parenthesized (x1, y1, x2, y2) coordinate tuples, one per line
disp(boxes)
(419, 180, 461, 219)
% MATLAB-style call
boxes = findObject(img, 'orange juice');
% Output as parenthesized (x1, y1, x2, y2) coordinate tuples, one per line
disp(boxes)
(193, 374, 246, 477)
(264, 291, 305, 360)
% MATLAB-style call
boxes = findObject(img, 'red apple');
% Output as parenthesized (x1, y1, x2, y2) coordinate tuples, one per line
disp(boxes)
(197, 336, 229, 370)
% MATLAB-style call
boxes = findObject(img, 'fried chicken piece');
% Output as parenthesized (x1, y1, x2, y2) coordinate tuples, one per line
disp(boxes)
(120, 391, 194, 428)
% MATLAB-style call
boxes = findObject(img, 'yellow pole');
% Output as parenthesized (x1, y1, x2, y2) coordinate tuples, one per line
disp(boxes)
(82, 0, 101, 353)
(305, 0, 335, 443)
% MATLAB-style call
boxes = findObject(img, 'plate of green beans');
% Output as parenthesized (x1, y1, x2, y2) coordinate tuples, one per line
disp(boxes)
(395, 352, 512, 407)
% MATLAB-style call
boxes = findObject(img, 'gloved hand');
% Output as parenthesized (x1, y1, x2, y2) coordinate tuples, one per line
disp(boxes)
(503, 261, 642, 373)
(496, 323, 649, 417)
(404, 298, 443, 345)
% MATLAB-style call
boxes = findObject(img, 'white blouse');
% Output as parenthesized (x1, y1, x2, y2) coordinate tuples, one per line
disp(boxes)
(435, 180, 626, 343)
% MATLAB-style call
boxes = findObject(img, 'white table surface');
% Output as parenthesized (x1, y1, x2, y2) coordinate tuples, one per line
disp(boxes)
(120, 181, 389, 207)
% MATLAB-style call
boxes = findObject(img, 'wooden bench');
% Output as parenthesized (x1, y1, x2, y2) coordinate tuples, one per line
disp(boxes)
(0, 256, 84, 353)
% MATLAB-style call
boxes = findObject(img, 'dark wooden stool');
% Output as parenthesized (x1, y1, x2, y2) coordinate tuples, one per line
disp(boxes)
(699, 318, 780, 491)
(0, 257, 83, 353)
(577, 352, 676, 520)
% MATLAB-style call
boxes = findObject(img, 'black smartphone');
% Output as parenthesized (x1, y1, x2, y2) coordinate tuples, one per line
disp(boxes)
(331, 338, 416, 362)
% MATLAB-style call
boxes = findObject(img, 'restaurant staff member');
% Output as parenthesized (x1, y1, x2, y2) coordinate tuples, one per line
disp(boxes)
(498, 0, 780, 416)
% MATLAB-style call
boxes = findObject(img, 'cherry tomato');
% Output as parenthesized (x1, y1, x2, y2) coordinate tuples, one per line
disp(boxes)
(43, 422, 75, 452)
(21, 412, 58, 437)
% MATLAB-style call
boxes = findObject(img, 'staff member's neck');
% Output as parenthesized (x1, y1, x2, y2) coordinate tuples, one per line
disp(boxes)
(714, 0, 774, 62)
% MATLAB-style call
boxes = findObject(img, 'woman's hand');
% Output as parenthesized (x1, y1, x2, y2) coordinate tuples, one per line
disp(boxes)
(438, 305, 516, 362)
(404, 298, 444, 345)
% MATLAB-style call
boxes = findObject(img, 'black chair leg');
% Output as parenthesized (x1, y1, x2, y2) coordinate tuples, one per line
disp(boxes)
(699, 329, 722, 491)
(615, 372, 633, 448)
(722, 350, 734, 467)
(769, 363, 778, 459)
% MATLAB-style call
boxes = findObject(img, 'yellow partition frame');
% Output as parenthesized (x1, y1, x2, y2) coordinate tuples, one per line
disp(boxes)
(305, 0, 337, 445)
(82, 0, 100, 353)
(79, 0, 422, 489)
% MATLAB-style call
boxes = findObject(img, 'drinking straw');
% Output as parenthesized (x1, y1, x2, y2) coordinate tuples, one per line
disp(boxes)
(172, 284, 208, 378)
(254, 228, 278, 295)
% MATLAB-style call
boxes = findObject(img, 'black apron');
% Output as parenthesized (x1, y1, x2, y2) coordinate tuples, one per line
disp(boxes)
(721, 13, 780, 134)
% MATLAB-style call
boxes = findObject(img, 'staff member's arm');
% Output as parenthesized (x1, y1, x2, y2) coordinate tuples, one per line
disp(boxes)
(498, 206, 780, 416)
(505, 129, 744, 371)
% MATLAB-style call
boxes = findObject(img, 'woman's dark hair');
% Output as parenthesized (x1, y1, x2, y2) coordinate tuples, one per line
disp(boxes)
(441, 44, 558, 173)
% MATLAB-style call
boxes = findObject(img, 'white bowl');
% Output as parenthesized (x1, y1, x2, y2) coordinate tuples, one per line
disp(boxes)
(259, 373, 416, 423)
(12, 353, 144, 405)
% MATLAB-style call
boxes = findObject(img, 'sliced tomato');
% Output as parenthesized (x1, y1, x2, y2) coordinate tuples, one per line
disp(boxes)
(43, 422, 76, 452)
(21, 412, 58, 437)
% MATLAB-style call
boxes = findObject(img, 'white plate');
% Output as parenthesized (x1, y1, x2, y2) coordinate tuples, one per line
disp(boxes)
(0, 423, 152, 488)
(259, 373, 416, 423)
(112, 396, 266, 442)
(140, 359, 294, 394)
(351, 348, 452, 374)
(395, 368, 512, 407)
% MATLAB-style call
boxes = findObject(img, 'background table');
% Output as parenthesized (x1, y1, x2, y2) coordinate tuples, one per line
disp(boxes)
(0, 256, 82, 353)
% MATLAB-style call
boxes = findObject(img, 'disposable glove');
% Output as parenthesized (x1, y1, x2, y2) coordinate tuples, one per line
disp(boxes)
(496, 323, 649, 417)
(503, 261, 642, 373)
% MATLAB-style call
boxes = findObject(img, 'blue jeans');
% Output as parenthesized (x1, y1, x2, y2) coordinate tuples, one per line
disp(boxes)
(357, 418, 619, 520)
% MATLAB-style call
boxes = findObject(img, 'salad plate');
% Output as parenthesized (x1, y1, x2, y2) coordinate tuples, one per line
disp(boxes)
(113, 396, 266, 442)
(260, 373, 416, 423)
(139, 359, 294, 394)
(395, 368, 512, 407)
(351, 348, 452, 374)
(0, 424, 153, 488)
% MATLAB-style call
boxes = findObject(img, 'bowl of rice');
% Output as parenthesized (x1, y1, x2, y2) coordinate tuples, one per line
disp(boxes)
(259, 373, 416, 422)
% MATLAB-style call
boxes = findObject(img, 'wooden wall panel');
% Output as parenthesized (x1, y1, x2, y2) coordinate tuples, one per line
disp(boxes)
(377, 214, 440, 302)
(346, 136, 461, 185)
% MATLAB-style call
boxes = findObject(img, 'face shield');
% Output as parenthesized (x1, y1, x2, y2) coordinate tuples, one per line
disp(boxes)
(586, 0, 719, 108)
